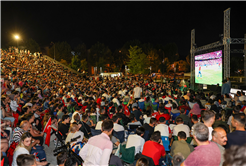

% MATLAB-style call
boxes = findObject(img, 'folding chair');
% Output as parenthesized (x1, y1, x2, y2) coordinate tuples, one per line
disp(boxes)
(91, 128, 102, 136)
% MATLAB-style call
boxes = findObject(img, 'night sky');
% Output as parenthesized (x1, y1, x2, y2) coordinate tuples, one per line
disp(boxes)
(1, 1, 246, 59)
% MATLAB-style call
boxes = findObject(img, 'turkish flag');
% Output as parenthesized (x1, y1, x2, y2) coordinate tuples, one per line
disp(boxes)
(1, 158, 4, 166)
(43, 117, 52, 147)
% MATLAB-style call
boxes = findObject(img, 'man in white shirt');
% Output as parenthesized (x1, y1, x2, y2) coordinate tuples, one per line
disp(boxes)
(133, 83, 142, 101)
(202, 110, 215, 141)
(112, 94, 120, 106)
(65, 123, 84, 146)
(95, 115, 108, 130)
(112, 115, 124, 132)
(154, 117, 172, 138)
(173, 117, 190, 137)
(71, 106, 83, 123)
(126, 127, 145, 155)
(239, 92, 246, 102)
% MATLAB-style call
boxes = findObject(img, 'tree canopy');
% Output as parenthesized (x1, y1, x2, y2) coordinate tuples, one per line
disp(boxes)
(163, 42, 179, 63)
(127, 45, 149, 74)
(48, 41, 72, 62)
(89, 42, 112, 68)
(25, 38, 40, 53)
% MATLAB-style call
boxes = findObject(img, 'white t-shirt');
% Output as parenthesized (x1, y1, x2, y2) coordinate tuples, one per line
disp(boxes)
(239, 95, 246, 102)
(154, 124, 170, 137)
(227, 115, 233, 126)
(71, 111, 82, 123)
(173, 124, 190, 137)
(133, 86, 142, 98)
(66, 131, 84, 146)
(95, 121, 103, 130)
(12, 147, 29, 166)
(208, 126, 213, 141)
(113, 123, 125, 132)
(143, 115, 151, 124)
(126, 134, 145, 155)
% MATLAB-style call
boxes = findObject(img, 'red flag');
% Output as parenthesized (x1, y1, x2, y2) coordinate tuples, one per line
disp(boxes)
(1, 158, 5, 166)
(43, 117, 52, 147)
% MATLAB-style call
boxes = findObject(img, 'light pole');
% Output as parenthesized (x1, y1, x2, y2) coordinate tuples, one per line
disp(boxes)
(14, 35, 19, 48)
(54, 44, 55, 60)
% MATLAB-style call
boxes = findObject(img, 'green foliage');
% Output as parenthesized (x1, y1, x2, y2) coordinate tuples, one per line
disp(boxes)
(25, 38, 40, 53)
(89, 42, 112, 67)
(142, 43, 161, 72)
(163, 42, 179, 63)
(159, 58, 170, 74)
(97, 57, 106, 71)
(80, 59, 88, 71)
(69, 55, 81, 70)
(75, 43, 87, 60)
(49, 41, 72, 62)
(127, 45, 149, 74)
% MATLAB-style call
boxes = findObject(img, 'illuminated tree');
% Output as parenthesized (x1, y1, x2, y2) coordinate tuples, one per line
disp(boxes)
(127, 45, 149, 74)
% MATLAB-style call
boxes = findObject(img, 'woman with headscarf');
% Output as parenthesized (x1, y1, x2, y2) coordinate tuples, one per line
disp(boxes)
(189, 103, 202, 116)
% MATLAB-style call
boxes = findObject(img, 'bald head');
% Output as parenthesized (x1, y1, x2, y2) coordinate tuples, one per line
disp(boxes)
(212, 127, 227, 146)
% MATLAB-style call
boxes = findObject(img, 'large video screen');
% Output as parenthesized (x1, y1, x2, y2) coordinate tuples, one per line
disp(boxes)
(195, 50, 222, 86)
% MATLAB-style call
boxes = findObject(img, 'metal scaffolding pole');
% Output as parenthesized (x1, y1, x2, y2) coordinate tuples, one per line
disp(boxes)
(190, 29, 195, 90)
(223, 8, 231, 79)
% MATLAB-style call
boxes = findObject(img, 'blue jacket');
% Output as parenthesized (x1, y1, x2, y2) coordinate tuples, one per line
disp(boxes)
(221, 83, 230, 95)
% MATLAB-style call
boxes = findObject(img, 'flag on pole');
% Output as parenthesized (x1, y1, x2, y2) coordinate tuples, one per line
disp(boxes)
(43, 117, 52, 147)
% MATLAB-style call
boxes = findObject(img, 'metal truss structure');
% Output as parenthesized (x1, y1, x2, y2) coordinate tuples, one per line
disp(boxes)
(190, 8, 246, 89)
(190, 29, 195, 90)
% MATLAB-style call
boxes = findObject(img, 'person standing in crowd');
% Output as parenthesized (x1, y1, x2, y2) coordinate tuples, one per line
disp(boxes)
(181, 123, 221, 166)
(202, 110, 215, 141)
(226, 113, 246, 149)
(79, 120, 113, 165)
(212, 127, 227, 166)
(133, 83, 142, 101)
(221, 80, 230, 95)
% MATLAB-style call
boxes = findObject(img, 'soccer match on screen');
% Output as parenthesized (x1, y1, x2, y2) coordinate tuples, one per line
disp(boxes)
(195, 50, 223, 86)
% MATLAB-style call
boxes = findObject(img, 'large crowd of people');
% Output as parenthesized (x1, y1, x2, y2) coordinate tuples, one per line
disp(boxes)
(1, 47, 246, 166)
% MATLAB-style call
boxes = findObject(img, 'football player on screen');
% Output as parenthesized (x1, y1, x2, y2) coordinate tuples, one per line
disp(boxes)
(197, 64, 202, 78)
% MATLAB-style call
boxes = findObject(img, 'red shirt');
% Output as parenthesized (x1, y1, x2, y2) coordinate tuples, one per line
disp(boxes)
(152, 112, 159, 118)
(178, 105, 191, 111)
(156, 113, 171, 121)
(142, 141, 165, 165)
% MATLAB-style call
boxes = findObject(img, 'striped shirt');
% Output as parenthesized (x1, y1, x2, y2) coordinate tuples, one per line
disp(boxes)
(12, 128, 25, 144)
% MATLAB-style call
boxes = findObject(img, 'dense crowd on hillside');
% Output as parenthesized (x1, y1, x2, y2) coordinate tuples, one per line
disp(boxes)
(1, 47, 246, 166)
